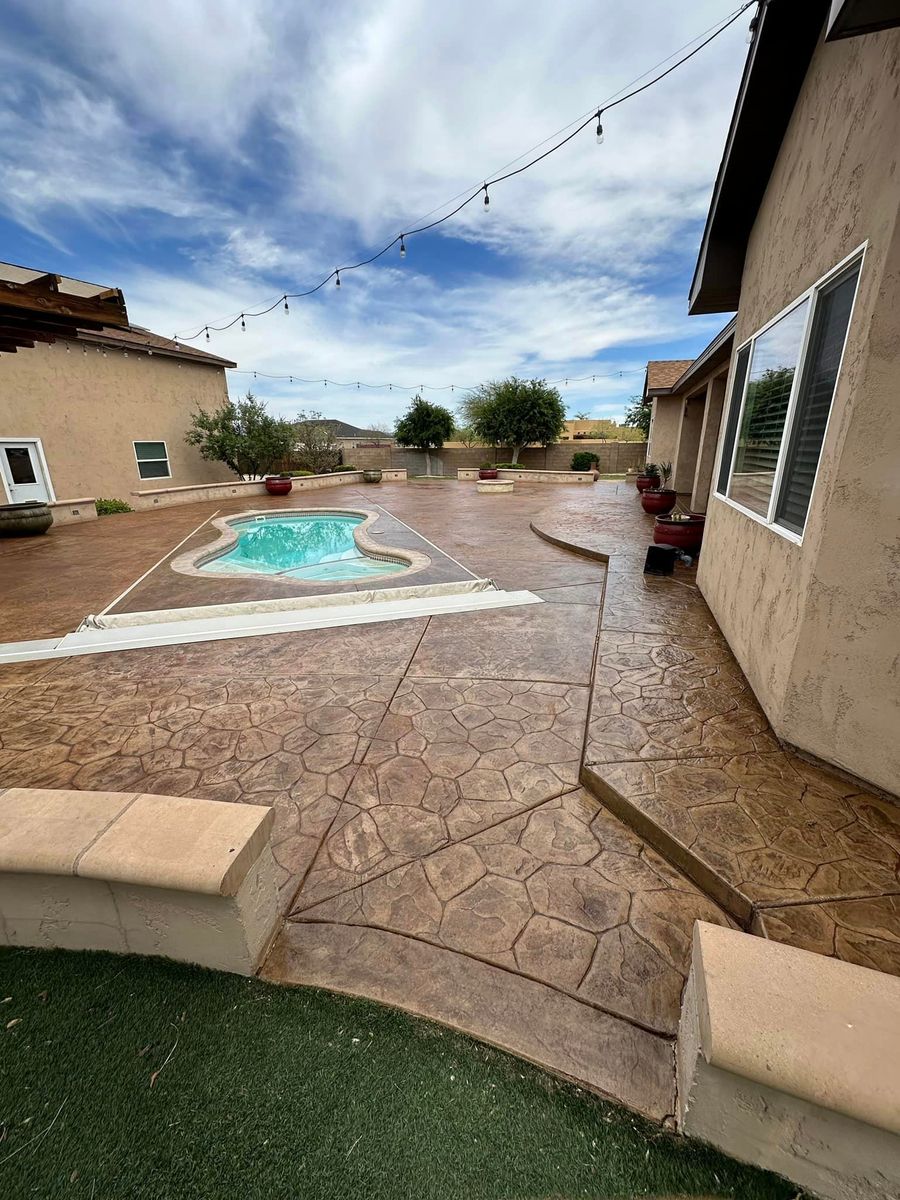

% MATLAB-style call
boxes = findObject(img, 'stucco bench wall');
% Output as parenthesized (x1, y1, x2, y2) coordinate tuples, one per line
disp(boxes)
(0, 788, 279, 974)
(129, 468, 408, 510)
(457, 468, 595, 484)
(678, 921, 900, 1200)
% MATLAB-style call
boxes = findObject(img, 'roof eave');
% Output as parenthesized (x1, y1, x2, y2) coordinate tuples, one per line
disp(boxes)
(689, 0, 830, 316)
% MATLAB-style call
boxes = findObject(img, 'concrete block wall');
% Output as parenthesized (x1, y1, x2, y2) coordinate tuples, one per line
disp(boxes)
(345, 442, 647, 475)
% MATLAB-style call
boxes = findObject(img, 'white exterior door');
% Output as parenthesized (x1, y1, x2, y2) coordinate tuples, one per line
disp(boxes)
(0, 441, 53, 504)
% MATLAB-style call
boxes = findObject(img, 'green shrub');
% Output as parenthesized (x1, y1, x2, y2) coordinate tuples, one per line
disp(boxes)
(571, 451, 600, 472)
(494, 462, 525, 469)
(95, 498, 133, 515)
(290, 470, 314, 477)
(479, 460, 495, 469)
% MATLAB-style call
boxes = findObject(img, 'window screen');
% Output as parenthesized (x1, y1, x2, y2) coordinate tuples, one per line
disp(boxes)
(716, 344, 750, 495)
(134, 441, 170, 480)
(775, 260, 861, 534)
(728, 299, 809, 516)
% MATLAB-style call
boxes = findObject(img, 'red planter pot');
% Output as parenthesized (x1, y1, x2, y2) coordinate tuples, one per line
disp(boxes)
(479, 469, 498, 480)
(635, 473, 660, 493)
(640, 489, 677, 515)
(653, 515, 706, 554)
(265, 477, 293, 496)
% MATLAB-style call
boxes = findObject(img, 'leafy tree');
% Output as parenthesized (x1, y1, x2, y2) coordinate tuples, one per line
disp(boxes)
(185, 392, 295, 479)
(622, 394, 652, 438)
(460, 377, 566, 464)
(294, 411, 341, 474)
(573, 411, 590, 420)
(394, 394, 455, 475)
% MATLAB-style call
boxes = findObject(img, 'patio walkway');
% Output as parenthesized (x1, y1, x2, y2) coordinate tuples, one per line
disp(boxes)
(1, 479, 897, 1120)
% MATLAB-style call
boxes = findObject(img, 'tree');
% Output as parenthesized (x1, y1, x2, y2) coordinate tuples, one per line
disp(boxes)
(573, 411, 590, 420)
(454, 423, 479, 448)
(622, 394, 652, 438)
(185, 392, 295, 479)
(394, 394, 455, 475)
(460, 377, 566, 464)
(294, 412, 341, 474)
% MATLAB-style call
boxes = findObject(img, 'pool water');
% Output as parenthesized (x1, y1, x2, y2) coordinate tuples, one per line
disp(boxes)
(200, 513, 407, 581)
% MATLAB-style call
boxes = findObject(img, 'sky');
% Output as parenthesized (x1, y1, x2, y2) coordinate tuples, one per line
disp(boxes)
(0, 0, 752, 427)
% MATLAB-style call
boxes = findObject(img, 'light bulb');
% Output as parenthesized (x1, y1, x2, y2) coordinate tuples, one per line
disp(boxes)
(123, 350, 128, 358)
(148, 348, 154, 356)
(596, 111, 604, 144)
(482, 184, 490, 211)
(65, 343, 70, 353)
(335, 270, 341, 287)
(240, 315, 246, 331)
(205, 327, 210, 341)
(289, 375, 293, 383)
(82, 345, 87, 355)
(399, 236, 407, 259)
(283, 297, 289, 314)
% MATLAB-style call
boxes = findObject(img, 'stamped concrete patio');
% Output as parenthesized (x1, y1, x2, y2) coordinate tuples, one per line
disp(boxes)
(1, 478, 898, 1121)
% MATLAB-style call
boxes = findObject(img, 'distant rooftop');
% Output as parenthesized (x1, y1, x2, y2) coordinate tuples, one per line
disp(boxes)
(308, 419, 394, 439)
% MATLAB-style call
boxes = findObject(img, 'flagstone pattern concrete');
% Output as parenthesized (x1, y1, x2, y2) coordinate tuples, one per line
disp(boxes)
(2, 478, 898, 1119)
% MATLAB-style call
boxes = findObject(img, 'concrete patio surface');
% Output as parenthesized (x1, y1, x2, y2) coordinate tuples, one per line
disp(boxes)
(1, 478, 897, 1120)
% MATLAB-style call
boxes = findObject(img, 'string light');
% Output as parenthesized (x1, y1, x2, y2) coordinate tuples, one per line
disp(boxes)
(171, 1, 754, 345)
(226, 366, 644, 391)
(205, 326, 210, 341)
(283, 296, 290, 314)
(240, 315, 246, 331)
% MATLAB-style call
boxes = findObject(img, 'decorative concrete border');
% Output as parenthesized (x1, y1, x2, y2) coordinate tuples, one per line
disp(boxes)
(170, 507, 432, 586)
(458, 467, 595, 484)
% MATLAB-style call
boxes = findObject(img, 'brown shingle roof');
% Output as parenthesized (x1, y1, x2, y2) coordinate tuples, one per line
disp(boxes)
(75, 324, 236, 369)
(646, 359, 694, 392)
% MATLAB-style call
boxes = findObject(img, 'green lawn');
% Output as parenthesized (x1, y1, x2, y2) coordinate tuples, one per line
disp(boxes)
(0, 948, 795, 1200)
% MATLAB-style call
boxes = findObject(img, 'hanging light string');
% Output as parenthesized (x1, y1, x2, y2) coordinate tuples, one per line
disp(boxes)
(173, 1, 756, 344)
(227, 366, 646, 392)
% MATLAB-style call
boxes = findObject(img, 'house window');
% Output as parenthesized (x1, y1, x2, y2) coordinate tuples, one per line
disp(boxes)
(133, 441, 171, 480)
(716, 251, 862, 538)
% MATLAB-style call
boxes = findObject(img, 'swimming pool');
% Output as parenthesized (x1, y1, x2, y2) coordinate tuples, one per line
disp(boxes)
(199, 512, 408, 581)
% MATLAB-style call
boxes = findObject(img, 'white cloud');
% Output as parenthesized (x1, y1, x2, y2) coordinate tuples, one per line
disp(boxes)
(1, 0, 748, 420)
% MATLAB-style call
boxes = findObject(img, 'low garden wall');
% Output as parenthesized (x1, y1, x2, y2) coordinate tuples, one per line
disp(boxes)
(457, 468, 595, 484)
(131, 469, 407, 510)
(49, 497, 98, 524)
(0, 787, 280, 975)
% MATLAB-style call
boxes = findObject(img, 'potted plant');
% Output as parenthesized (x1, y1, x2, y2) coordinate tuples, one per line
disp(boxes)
(265, 472, 293, 496)
(363, 468, 383, 483)
(653, 511, 706, 554)
(478, 461, 498, 480)
(640, 460, 677, 515)
(635, 461, 660, 492)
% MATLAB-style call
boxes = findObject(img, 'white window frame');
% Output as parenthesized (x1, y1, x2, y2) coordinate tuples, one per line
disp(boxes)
(712, 243, 866, 545)
(133, 439, 172, 481)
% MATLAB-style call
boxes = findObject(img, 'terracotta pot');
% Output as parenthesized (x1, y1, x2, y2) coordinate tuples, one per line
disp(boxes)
(363, 469, 382, 484)
(640, 489, 677, 515)
(265, 477, 293, 495)
(653, 515, 706, 554)
(0, 501, 54, 536)
(635, 472, 660, 493)
(479, 468, 498, 480)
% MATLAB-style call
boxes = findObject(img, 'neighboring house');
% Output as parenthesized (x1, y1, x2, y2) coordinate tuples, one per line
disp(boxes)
(686, 0, 900, 794)
(306, 419, 395, 450)
(643, 323, 735, 509)
(0, 264, 236, 505)
(559, 418, 644, 442)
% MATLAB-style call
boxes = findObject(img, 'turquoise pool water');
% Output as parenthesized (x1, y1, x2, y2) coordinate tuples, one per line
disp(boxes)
(200, 513, 407, 581)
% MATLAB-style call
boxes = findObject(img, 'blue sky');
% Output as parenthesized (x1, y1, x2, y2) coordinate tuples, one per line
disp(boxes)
(0, 0, 751, 426)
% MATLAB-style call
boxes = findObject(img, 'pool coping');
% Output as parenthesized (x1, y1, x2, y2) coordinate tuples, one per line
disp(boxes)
(169, 507, 433, 585)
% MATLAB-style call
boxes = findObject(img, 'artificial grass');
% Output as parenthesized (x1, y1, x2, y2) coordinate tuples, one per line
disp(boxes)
(0, 948, 795, 1200)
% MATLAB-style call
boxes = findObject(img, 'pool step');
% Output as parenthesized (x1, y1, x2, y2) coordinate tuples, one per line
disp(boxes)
(0, 585, 542, 664)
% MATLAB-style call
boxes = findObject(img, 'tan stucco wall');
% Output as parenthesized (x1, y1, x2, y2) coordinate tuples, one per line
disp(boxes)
(647, 397, 681, 469)
(697, 27, 900, 794)
(0, 343, 235, 501)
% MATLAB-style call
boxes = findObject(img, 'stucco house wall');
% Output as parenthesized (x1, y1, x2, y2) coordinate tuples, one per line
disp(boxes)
(647, 398, 681, 470)
(0, 341, 235, 502)
(697, 26, 900, 794)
